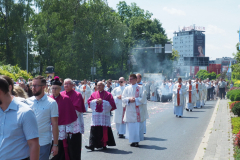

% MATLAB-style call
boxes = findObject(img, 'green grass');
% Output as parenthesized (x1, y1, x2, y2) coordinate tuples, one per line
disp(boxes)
(232, 117, 240, 134)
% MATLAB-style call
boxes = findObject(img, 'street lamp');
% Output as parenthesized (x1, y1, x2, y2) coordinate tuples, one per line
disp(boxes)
(26, 37, 30, 73)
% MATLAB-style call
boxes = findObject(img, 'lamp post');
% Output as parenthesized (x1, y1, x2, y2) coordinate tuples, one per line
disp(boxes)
(26, 37, 30, 73)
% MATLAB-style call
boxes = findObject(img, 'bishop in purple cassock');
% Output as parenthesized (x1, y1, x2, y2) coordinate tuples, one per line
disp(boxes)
(85, 81, 116, 151)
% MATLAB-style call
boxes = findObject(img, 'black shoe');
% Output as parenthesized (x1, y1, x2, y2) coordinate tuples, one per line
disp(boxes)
(176, 115, 178, 117)
(119, 134, 125, 138)
(85, 145, 94, 151)
(130, 142, 139, 147)
(179, 116, 182, 118)
(186, 109, 189, 111)
(190, 110, 192, 112)
(103, 146, 107, 150)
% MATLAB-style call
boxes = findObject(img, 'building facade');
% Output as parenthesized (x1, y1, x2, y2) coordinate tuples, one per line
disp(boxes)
(173, 25, 206, 77)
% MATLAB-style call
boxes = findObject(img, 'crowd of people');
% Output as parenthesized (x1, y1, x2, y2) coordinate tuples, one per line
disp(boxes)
(0, 73, 230, 160)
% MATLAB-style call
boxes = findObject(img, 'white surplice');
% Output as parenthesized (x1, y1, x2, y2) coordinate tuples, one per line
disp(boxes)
(89, 100, 112, 127)
(198, 82, 205, 107)
(111, 85, 126, 134)
(193, 82, 202, 108)
(185, 83, 196, 110)
(138, 82, 149, 134)
(173, 83, 186, 116)
(150, 83, 157, 101)
(122, 83, 147, 143)
(80, 84, 91, 111)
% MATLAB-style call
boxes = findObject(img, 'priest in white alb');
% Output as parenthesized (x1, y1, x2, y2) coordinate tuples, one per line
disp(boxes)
(199, 78, 205, 108)
(136, 73, 149, 134)
(173, 77, 186, 117)
(111, 77, 126, 138)
(193, 78, 202, 108)
(185, 79, 196, 112)
(150, 81, 157, 101)
(122, 74, 147, 147)
(80, 79, 92, 112)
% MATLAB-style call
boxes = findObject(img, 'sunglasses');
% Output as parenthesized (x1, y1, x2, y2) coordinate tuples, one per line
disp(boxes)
(119, 81, 124, 83)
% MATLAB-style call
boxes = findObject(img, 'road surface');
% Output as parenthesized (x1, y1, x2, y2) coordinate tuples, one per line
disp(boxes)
(81, 100, 217, 160)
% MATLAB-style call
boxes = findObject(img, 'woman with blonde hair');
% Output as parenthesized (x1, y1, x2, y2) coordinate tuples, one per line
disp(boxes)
(13, 85, 29, 99)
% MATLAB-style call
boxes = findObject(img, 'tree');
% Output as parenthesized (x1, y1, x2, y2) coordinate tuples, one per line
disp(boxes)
(0, 0, 34, 70)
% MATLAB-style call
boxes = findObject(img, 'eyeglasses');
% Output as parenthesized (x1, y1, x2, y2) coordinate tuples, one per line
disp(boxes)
(64, 83, 72, 86)
(32, 85, 44, 88)
(119, 81, 124, 83)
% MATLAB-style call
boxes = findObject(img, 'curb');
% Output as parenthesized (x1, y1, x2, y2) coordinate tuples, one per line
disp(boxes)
(228, 100, 234, 160)
(194, 99, 220, 160)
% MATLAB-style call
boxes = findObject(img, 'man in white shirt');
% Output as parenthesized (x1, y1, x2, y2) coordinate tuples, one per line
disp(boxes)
(28, 76, 59, 160)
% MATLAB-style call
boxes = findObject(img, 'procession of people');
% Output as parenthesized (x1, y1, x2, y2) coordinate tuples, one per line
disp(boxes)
(0, 73, 228, 160)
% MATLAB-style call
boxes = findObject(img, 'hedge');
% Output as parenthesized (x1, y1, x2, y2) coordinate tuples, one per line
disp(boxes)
(0, 64, 33, 81)
(232, 117, 240, 134)
(227, 89, 240, 101)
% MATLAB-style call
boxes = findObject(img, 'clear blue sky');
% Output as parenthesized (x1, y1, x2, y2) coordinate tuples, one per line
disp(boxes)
(108, 0, 240, 60)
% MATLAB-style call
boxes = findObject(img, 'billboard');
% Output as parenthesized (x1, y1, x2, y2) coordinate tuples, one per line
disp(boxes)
(194, 34, 205, 57)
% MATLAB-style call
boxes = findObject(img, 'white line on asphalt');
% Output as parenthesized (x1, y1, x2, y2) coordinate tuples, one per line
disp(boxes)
(193, 99, 220, 160)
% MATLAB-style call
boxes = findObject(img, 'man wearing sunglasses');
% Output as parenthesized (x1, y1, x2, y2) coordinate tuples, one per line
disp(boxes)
(111, 77, 126, 138)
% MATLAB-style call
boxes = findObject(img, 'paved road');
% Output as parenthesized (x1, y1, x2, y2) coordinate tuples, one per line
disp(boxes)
(81, 100, 217, 160)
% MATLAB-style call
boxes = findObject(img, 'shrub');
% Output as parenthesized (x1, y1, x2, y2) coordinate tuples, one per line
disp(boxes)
(236, 94, 240, 101)
(234, 80, 240, 87)
(227, 89, 240, 101)
(235, 130, 240, 147)
(230, 102, 240, 110)
(0, 65, 32, 81)
(234, 146, 240, 159)
(230, 94, 236, 101)
(232, 117, 240, 134)
(232, 103, 240, 116)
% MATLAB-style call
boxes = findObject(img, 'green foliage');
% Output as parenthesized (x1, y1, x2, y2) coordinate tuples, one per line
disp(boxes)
(236, 94, 240, 101)
(227, 89, 240, 101)
(234, 146, 240, 159)
(232, 102, 240, 116)
(0, 64, 33, 81)
(232, 117, 240, 134)
(0, 0, 170, 80)
(171, 49, 180, 61)
(196, 70, 216, 80)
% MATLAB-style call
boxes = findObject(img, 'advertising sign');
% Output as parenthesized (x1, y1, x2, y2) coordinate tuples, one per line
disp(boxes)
(194, 34, 205, 57)
(222, 66, 228, 72)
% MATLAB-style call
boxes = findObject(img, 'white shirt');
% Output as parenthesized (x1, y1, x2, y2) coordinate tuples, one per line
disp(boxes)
(27, 94, 58, 146)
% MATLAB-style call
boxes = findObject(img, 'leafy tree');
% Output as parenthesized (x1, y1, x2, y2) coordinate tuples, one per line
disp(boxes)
(0, 0, 34, 70)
